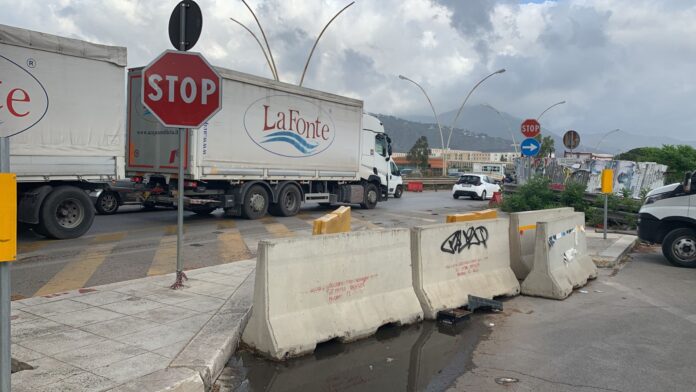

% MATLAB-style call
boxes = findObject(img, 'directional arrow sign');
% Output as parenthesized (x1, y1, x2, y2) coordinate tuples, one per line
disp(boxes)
(520, 138, 541, 157)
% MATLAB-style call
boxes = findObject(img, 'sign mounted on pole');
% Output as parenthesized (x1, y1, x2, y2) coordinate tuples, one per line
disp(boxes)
(168, 0, 203, 51)
(520, 138, 541, 157)
(141, 50, 222, 129)
(563, 130, 580, 150)
(520, 119, 541, 138)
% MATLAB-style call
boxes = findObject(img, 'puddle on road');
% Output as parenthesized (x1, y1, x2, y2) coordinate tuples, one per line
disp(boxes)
(224, 319, 491, 392)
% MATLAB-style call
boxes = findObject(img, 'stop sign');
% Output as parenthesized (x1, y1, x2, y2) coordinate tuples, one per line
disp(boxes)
(520, 119, 541, 138)
(142, 50, 222, 128)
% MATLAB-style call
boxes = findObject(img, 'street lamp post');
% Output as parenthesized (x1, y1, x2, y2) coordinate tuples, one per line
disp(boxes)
(398, 75, 446, 175)
(446, 69, 506, 172)
(593, 128, 621, 152)
(482, 103, 518, 154)
(537, 100, 566, 121)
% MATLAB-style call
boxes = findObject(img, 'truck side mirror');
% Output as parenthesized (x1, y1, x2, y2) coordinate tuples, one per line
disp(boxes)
(387, 144, 393, 157)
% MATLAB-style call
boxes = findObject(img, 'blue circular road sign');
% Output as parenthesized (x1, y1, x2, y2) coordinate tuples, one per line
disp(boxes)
(520, 138, 541, 157)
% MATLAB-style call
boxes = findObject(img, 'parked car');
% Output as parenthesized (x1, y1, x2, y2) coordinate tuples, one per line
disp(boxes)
(90, 178, 169, 214)
(451, 173, 501, 200)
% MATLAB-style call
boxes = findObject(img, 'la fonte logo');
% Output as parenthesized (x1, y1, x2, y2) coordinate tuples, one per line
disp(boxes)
(0, 54, 49, 136)
(244, 95, 335, 158)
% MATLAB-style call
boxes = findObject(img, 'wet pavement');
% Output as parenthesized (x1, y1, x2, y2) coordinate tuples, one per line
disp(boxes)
(218, 317, 493, 392)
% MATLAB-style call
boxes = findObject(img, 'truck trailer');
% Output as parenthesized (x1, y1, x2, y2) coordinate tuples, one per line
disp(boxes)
(0, 24, 126, 239)
(126, 66, 393, 218)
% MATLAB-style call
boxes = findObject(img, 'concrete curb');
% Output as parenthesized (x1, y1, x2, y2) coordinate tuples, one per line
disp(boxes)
(107, 368, 204, 392)
(170, 270, 255, 390)
(592, 236, 639, 268)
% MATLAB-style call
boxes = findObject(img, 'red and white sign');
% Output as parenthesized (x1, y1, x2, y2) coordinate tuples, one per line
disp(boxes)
(520, 118, 541, 138)
(0, 55, 49, 138)
(141, 50, 222, 129)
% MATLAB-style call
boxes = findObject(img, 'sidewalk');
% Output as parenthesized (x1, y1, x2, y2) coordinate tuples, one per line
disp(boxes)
(10, 260, 255, 392)
(9, 229, 639, 392)
(586, 230, 639, 267)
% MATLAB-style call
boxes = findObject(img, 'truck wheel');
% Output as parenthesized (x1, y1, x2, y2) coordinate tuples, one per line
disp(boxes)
(38, 186, 95, 239)
(360, 183, 379, 210)
(662, 228, 696, 268)
(96, 191, 120, 215)
(394, 185, 403, 199)
(190, 206, 216, 216)
(242, 184, 269, 220)
(269, 185, 301, 217)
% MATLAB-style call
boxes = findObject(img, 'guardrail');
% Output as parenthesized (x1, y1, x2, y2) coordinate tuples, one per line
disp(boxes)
(503, 183, 639, 227)
(403, 177, 457, 191)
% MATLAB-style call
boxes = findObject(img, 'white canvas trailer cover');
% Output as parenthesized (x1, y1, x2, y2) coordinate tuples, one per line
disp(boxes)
(0, 23, 126, 181)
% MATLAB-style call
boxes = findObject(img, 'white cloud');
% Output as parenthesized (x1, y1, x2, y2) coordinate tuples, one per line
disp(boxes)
(1, 0, 696, 140)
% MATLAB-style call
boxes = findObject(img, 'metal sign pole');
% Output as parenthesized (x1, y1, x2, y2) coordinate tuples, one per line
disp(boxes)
(1, 137, 11, 391)
(172, 2, 188, 289)
(604, 193, 608, 240)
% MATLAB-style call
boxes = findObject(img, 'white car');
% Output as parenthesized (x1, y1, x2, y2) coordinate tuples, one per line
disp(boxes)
(452, 173, 501, 200)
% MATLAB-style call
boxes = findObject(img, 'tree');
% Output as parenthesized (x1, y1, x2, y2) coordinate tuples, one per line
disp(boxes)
(407, 136, 430, 171)
(538, 135, 555, 157)
(616, 145, 696, 183)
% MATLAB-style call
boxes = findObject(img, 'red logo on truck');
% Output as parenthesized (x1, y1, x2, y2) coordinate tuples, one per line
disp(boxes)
(0, 54, 49, 137)
(244, 95, 335, 158)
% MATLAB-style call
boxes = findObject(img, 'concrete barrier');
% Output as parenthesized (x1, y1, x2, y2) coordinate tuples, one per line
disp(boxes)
(521, 212, 598, 300)
(509, 207, 574, 280)
(411, 218, 520, 319)
(445, 208, 497, 223)
(312, 206, 351, 235)
(242, 228, 423, 360)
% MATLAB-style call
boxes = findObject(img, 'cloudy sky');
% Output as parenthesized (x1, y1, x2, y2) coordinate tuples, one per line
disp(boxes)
(2, 0, 695, 140)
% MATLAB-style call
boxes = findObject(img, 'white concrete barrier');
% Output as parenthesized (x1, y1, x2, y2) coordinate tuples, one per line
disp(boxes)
(241, 229, 423, 360)
(509, 207, 575, 280)
(411, 218, 520, 319)
(521, 212, 598, 300)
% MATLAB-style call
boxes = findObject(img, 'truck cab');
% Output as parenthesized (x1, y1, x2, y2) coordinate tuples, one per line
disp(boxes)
(638, 172, 696, 267)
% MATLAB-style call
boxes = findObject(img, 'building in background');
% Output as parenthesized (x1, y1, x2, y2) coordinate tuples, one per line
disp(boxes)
(392, 149, 519, 176)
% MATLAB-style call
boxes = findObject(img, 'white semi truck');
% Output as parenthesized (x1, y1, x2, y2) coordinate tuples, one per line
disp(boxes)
(126, 66, 394, 218)
(1, 24, 126, 239)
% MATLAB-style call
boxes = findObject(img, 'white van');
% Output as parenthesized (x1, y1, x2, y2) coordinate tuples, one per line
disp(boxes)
(388, 159, 404, 198)
(638, 172, 696, 267)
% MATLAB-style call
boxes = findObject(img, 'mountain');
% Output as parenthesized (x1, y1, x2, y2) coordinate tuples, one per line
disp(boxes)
(399, 104, 696, 154)
(373, 114, 517, 153)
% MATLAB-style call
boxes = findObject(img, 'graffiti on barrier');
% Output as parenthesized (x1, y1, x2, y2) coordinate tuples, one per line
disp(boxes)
(441, 226, 489, 254)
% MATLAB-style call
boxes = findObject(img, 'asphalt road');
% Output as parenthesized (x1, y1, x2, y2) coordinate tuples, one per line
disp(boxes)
(448, 245, 696, 392)
(11, 190, 486, 299)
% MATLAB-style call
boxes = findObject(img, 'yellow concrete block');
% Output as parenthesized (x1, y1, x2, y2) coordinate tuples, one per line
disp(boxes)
(446, 212, 479, 223)
(446, 209, 498, 223)
(0, 173, 17, 262)
(312, 206, 352, 235)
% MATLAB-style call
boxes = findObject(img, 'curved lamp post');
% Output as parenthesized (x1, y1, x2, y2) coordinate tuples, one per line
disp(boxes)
(398, 75, 446, 175)
(446, 69, 506, 172)
(593, 128, 621, 152)
(537, 100, 566, 121)
(482, 103, 518, 154)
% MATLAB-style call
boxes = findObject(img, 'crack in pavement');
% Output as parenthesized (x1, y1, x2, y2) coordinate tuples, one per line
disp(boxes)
(478, 367, 625, 392)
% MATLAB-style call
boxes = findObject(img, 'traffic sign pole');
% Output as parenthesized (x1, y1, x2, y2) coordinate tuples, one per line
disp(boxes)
(174, 1, 188, 289)
(1, 137, 11, 392)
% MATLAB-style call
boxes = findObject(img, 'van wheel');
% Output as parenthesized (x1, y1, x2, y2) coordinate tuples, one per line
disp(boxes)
(269, 185, 302, 217)
(394, 185, 403, 199)
(662, 228, 696, 268)
(242, 185, 269, 220)
(38, 186, 95, 239)
(360, 183, 378, 209)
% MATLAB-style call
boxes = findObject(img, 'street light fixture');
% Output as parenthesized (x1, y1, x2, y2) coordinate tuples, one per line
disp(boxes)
(482, 103, 518, 154)
(445, 69, 506, 171)
(398, 74, 446, 175)
(593, 128, 621, 152)
(537, 100, 566, 121)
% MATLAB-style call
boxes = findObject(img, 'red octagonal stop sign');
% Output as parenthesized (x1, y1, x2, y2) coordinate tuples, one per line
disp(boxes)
(142, 50, 222, 128)
(520, 118, 541, 138)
